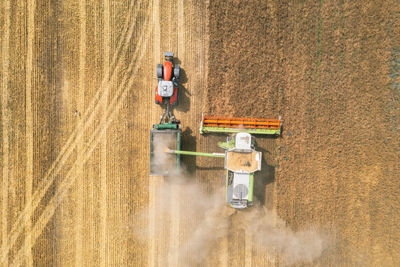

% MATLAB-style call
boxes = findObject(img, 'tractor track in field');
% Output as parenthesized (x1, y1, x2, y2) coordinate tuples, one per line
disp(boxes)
(24, 0, 35, 264)
(1, 0, 11, 265)
(54, 4, 151, 265)
(1, 1, 139, 260)
(2, 0, 151, 265)
(1, 0, 138, 258)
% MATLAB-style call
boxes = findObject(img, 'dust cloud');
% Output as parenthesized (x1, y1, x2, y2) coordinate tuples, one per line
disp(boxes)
(141, 136, 329, 266)
(150, 133, 179, 176)
(236, 208, 329, 265)
(157, 180, 233, 265)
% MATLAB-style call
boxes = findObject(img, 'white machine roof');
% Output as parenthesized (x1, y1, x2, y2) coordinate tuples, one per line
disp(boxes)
(235, 132, 252, 150)
(233, 173, 250, 200)
(158, 80, 174, 97)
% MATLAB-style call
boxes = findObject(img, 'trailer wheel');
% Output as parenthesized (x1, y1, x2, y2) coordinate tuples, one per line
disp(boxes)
(156, 64, 163, 78)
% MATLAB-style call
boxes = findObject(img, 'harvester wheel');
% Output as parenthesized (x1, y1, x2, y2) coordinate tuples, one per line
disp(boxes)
(174, 64, 180, 79)
(156, 64, 163, 78)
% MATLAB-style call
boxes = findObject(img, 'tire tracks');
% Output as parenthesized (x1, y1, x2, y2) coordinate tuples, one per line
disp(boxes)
(0, 0, 140, 263)
(75, 0, 86, 265)
(24, 0, 35, 266)
(100, 0, 110, 265)
(166, 1, 185, 265)
(9, 7, 152, 266)
(148, 0, 160, 265)
(1, 1, 10, 266)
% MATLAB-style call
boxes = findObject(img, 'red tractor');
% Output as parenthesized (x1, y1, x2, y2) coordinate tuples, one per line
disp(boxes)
(155, 52, 180, 106)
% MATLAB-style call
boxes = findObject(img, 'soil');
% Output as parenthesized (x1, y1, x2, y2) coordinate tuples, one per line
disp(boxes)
(1, 0, 399, 266)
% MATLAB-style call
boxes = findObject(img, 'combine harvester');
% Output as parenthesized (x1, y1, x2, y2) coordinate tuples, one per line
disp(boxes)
(167, 115, 281, 209)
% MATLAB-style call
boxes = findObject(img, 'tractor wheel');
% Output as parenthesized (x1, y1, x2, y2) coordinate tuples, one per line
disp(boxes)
(174, 64, 180, 79)
(156, 64, 163, 78)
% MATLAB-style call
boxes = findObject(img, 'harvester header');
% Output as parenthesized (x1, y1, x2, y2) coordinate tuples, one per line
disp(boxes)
(200, 114, 281, 135)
